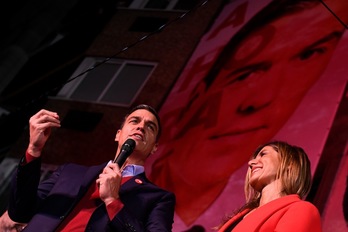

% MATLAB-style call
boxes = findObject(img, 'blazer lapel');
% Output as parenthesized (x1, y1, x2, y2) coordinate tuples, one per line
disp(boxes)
(76, 162, 106, 198)
(120, 173, 147, 194)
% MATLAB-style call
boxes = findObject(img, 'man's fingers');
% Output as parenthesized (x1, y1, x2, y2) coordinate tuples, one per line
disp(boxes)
(37, 109, 59, 118)
(36, 114, 60, 126)
(106, 163, 121, 173)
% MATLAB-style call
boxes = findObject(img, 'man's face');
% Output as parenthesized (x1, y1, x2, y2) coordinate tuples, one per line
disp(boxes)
(171, 1, 348, 172)
(210, 5, 345, 142)
(115, 109, 159, 160)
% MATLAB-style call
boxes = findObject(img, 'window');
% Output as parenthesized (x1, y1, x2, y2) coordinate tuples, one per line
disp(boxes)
(144, 0, 170, 9)
(56, 57, 156, 107)
(129, 17, 169, 32)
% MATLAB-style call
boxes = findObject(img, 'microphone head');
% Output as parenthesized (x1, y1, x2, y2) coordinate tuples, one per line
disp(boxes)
(122, 138, 136, 153)
(113, 138, 136, 165)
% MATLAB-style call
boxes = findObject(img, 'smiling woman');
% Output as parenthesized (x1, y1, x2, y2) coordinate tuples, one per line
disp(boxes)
(247, 145, 282, 193)
(216, 141, 321, 232)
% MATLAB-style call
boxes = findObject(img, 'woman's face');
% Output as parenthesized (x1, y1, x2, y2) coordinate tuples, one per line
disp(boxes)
(172, 1, 348, 174)
(248, 145, 281, 192)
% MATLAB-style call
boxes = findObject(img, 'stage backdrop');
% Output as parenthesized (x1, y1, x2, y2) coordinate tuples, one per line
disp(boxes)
(145, 0, 348, 231)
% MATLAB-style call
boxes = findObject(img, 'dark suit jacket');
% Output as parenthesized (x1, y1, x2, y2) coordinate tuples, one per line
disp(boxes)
(8, 157, 175, 232)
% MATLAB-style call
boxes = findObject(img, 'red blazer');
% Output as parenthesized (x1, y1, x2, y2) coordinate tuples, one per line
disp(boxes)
(218, 194, 322, 232)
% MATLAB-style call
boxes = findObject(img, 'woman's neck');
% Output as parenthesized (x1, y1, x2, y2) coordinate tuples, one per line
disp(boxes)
(259, 180, 284, 206)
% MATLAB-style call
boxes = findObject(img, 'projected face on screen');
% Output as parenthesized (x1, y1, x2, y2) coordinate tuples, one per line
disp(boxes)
(149, 0, 348, 227)
(182, 5, 346, 170)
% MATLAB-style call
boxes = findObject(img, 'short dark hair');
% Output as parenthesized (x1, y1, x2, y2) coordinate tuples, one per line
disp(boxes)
(121, 104, 162, 141)
(204, 0, 321, 89)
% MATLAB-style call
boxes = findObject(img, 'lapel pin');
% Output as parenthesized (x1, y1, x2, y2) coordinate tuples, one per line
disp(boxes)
(135, 179, 143, 184)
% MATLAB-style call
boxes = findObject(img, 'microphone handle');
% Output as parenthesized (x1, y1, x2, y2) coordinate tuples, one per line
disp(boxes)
(113, 149, 130, 167)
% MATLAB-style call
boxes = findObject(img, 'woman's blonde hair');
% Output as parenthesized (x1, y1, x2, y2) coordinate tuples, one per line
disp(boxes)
(244, 141, 312, 209)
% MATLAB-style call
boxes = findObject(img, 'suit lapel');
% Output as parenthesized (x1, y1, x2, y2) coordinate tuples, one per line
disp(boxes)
(76, 162, 106, 198)
(120, 173, 148, 194)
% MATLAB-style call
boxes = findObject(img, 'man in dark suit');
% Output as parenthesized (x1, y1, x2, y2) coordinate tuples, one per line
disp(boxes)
(7, 104, 175, 231)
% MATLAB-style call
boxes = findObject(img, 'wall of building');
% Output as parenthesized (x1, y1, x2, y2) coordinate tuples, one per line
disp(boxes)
(8, 0, 226, 166)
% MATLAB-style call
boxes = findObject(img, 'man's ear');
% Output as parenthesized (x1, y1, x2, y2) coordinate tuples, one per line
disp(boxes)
(115, 129, 121, 142)
(150, 143, 158, 155)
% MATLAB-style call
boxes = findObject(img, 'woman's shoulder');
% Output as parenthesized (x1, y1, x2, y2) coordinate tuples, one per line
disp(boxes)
(284, 195, 320, 216)
(265, 194, 320, 216)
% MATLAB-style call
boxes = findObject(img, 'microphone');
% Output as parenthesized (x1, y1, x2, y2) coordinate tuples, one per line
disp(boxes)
(113, 138, 136, 167)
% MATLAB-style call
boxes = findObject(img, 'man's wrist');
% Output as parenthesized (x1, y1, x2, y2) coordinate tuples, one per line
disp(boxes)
(106, 199, 124, 219)
(104, 196, 119, 206)
(24, 149, 40, 164)
(26, 145, 42, 158)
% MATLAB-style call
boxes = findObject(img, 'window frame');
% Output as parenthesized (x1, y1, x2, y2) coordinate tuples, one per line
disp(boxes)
(55, 57, 157, 107)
